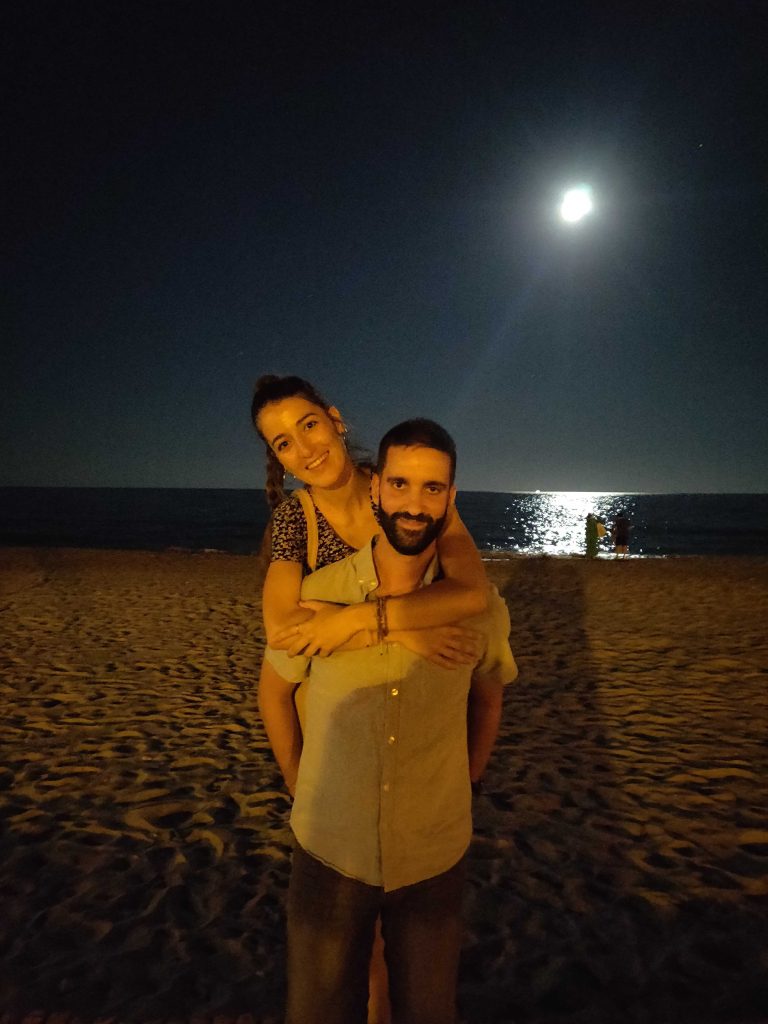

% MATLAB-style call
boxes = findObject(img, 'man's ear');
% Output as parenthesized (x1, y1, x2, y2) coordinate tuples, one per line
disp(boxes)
(448, 484, 457, 507)
(328, 405, 345, 434)
(371, 473, 380, 506)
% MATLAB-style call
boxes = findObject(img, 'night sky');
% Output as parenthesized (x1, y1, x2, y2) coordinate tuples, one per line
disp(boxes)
(4, 1, 767, 493)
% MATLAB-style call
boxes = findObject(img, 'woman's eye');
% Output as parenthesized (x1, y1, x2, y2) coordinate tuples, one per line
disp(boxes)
(305, 419, 319, 431)
(275, 440, 289, 452)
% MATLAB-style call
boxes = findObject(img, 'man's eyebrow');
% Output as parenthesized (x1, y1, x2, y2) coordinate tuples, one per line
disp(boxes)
(384, 475, 448, 489)
(269, 412, 315, 447)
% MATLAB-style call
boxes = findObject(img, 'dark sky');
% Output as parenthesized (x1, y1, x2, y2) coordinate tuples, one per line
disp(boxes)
(4, 1, 767, 492)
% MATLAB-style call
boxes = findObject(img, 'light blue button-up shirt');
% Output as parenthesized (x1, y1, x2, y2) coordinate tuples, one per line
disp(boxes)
(266, 541, 517, 891)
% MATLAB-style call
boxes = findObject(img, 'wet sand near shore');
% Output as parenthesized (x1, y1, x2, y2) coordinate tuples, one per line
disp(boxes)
(1, 547, 767, 1024)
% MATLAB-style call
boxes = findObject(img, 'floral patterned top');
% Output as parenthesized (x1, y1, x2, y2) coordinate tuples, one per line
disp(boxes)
(270, 493, 356, 572)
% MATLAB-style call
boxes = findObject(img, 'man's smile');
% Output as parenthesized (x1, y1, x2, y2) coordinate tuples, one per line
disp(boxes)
(393, 514, 430, 529)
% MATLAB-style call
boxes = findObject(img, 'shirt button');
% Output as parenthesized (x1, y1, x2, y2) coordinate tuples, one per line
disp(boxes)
(382, 783, 389, 792)
(391, 687, 399, 696)
(388, 735, 396, 745)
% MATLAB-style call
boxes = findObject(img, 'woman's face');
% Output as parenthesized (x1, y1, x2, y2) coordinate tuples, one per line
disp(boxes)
(258, 395, 350, 488)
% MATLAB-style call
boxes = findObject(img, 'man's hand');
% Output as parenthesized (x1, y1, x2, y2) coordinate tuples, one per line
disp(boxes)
(271, 601, 367, 657)
(394, 625, 483, 668)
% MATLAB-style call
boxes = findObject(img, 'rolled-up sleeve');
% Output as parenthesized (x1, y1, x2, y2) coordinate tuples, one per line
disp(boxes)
(264, 645, 309, 684)
(475, 585, 518, 684)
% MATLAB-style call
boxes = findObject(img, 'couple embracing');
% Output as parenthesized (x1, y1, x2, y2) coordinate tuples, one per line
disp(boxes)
(252, 375, 517, 1024)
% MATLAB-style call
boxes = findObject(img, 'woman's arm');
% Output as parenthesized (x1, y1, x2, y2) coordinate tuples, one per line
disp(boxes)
(277, 603, 484, 667)
(271, 512, 489, 654)
(262, 497, 316, 646)
(262, 560, 312, 645)
(385, 508, 488, 630)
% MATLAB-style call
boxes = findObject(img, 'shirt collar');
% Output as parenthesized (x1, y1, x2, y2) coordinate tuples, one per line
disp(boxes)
(355, 537, 440, 596)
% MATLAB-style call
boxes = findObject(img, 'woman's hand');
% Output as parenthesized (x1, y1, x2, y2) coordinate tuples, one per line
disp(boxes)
(271, 601, 368, 657)
(393, 625, 484, 669)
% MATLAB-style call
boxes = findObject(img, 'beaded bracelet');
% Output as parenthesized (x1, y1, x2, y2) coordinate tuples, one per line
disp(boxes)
(376, 596, 389, 644)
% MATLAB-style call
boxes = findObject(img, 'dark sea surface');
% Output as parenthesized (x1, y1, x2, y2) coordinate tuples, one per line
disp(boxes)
(2, 488, 767, 558)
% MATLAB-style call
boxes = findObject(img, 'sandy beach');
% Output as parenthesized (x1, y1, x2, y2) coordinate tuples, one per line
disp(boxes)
(1, 546, 767, 1024)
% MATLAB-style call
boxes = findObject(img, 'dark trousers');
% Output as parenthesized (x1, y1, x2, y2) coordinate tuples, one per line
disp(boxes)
(285, 844, 466, 1024)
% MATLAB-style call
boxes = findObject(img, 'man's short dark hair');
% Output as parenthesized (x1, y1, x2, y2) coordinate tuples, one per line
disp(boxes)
(376, 418, 457, 483)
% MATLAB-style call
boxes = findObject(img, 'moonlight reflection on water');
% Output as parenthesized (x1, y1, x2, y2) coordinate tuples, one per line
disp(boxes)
(466, 492, 634, 556)
(523, 492, 616, 555)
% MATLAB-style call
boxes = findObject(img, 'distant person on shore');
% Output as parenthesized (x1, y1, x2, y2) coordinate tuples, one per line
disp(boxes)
(250, 375, 500, 1023)
(260, 417, 517, 1024)
(612, 511, 632, 557)
(585, 513, 608, 558)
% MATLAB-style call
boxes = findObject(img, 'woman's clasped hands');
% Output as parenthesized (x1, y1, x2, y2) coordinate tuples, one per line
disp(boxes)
(271, 600, 370, 657)
(272, 600, 483, 668)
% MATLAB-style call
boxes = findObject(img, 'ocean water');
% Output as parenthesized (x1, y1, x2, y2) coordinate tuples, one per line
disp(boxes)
(458, 491, 768, 557)
(0, 488, 766, 557)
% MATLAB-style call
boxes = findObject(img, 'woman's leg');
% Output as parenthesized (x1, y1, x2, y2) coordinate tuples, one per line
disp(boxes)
(367, 915, 392, 1024)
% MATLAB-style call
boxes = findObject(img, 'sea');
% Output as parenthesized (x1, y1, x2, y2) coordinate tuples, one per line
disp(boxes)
(1, 488, 766, 558)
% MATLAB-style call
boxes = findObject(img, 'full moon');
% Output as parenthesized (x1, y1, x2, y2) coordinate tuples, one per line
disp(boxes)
(559, 186, 593, 223)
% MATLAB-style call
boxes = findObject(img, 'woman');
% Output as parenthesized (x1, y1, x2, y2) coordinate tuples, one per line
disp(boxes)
(254, 375, 489, 659)
(252, 374, 490, 1024)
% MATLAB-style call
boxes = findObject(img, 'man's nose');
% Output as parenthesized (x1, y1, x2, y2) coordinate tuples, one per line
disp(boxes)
(401, 493, 427, 516)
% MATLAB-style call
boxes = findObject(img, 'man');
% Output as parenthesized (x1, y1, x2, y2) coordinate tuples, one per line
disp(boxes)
(611, 510, 631, 557)
(260, 419, 517, 1024)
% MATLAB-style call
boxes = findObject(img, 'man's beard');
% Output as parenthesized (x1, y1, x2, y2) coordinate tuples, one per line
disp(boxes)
(377, 505, 447, 556)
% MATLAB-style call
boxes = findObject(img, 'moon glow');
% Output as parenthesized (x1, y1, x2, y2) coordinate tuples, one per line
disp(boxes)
(559, 187, 593, 223)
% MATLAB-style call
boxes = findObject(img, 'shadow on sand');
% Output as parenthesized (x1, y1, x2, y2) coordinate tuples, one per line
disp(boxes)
(461, 556, 768, 1024)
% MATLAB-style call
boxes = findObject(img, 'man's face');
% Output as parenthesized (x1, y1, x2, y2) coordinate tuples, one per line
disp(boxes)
(372, 444, 456, 556)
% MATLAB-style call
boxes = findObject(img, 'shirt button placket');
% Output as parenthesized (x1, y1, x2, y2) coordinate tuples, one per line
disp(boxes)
(380, 645, 401, 882)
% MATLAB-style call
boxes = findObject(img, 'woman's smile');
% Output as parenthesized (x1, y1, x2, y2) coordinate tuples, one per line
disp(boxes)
(257, 395, 347, 487)
(305, 450, 329, 472)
